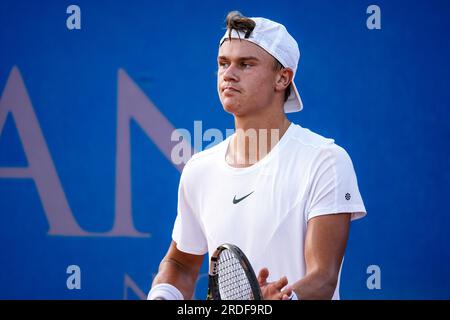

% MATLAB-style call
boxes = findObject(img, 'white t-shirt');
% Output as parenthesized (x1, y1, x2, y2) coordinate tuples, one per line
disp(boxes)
(172, 123, 367, 299)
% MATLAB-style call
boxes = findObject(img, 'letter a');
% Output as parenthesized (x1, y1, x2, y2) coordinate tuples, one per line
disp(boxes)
(0, 67, 91, 236)
(366, 5, 381, 30)
(66, 5, 81, 30)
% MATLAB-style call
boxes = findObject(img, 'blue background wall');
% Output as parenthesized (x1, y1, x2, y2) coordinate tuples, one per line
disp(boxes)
(1, 0, 449, 299)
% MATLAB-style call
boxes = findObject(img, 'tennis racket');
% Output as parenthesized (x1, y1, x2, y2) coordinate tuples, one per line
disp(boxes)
(207, 243, 263, 300)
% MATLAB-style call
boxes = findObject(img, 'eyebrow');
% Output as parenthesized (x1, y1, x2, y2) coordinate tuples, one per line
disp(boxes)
(218, 56, 260, 62)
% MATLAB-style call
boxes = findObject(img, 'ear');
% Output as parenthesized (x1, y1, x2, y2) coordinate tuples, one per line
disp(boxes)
(275, 68, 293, 92)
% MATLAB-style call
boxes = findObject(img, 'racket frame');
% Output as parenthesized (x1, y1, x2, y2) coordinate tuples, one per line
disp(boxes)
(207, 243, 263, 300)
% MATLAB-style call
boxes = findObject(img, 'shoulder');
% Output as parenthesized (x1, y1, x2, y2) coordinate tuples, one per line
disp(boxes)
(180, 137, 230, 181)
(289, 123, 335, 149)
(288, 124, 353, 165)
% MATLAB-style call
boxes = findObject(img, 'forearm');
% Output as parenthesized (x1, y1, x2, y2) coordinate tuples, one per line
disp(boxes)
(152, 258, 199, 300)
(291, 269, 337, 300)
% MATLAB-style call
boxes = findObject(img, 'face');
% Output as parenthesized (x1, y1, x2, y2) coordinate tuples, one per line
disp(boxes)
(217, 39, 280, 116)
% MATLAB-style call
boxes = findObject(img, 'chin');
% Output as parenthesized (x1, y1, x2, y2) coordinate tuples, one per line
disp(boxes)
(222, 100, 260, 118)
(223, 105, 250, 118)
(221, 98, 241, 114)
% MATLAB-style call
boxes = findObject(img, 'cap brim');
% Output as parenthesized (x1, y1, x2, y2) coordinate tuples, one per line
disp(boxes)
(284, 81, 303, 113)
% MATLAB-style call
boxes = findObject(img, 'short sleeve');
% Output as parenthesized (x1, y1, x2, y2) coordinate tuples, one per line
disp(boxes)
(306, 144, 367, 222)
(171, 168, 208, 255)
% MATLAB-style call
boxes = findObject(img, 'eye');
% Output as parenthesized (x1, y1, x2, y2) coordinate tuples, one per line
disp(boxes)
(241, 63, 252, 68)
(218, 62, 229, 68)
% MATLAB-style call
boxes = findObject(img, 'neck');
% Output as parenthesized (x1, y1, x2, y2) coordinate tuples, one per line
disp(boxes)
(226, 106, 291, 168)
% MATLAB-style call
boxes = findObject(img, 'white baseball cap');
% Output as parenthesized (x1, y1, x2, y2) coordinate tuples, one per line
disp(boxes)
(219, 17, 303, 113)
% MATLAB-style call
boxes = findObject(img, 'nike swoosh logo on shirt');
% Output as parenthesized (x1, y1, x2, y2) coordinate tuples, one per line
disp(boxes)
(232, 191, 254, 204)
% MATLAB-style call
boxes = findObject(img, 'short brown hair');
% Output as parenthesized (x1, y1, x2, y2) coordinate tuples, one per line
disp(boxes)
(224, 11, 291, 102)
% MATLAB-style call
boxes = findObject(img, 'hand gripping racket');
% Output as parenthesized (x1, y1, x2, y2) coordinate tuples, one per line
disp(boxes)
(207, 243, 263, 300)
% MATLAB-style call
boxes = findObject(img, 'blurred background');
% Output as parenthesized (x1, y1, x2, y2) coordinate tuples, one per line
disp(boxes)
(1, 0, 449, 299)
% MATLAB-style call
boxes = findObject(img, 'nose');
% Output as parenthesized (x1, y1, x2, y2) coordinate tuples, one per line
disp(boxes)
(221, 64, 239, 82)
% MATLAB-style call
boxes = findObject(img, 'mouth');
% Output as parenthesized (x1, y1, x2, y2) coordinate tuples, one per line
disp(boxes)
(222, 86, 240, 93)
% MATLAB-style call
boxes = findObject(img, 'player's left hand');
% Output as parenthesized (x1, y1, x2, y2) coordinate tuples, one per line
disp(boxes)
(257, 268, 293, 300)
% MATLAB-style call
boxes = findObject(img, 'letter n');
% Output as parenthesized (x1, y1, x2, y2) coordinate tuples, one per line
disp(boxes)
(112, 69, 192, 236)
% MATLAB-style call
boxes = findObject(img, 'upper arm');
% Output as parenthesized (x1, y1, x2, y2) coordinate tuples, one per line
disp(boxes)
(163, 240, 205, 275)
(307, 144, 366, 222)
(304, 213, 351, 282)
(152, 240, 205, 299)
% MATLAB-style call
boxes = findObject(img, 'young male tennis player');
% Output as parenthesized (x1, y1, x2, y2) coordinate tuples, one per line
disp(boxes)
(148, 11, 367, 300)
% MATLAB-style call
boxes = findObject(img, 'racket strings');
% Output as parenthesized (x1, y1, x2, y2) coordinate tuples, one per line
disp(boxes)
(217, 250, 254, 300)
